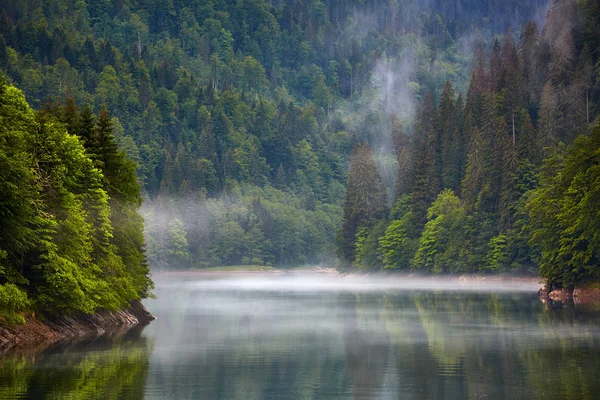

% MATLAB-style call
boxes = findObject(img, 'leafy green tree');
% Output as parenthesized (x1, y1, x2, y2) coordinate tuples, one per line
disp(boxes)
(413, 189, 466, 273)
(379, 195, 418, 270)
(167, 218, 192, 268)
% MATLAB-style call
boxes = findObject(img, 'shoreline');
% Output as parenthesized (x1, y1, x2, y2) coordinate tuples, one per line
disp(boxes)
(153, 267, 540, 281)
(0, 301, 155, 355)
(538, 282, 600, 306)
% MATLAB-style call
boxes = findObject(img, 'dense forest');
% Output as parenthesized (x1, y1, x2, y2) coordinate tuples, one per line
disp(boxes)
(0, 0, 554, 270)
(338, 0, 600, 290)
(0, 76, 152, 324)
(1, 0, 599, 288)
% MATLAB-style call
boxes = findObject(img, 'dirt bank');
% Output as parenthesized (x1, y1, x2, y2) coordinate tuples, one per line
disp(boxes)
(0, 301, 155, 354)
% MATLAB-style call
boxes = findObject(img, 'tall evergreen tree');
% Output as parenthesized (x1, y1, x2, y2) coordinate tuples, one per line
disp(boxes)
(462, 126, 485, 207)
(336, 144, 387, 266)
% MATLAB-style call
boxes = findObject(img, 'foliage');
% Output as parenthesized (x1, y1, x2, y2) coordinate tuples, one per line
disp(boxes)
(1, 0, 600, 287)
(336, 0, 600, 287)
(0, 0, 554, 271)
(527, 122, 600, 288)
(0, 78, 151, 323)
(0, 283, 30, 325)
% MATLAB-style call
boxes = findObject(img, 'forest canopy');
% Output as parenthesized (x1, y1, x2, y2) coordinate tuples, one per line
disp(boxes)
(1, 0, 599, 290)
(0, 0, 556, 270)
(0, 76, 151, 325)
(336, 0, 600, 290)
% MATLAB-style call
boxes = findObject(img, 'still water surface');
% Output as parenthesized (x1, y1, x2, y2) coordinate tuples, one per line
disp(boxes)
(2, 273, 600, 399)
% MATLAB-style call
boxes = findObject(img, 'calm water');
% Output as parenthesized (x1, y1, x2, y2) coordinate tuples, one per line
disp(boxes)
(2, 273, 600, 399)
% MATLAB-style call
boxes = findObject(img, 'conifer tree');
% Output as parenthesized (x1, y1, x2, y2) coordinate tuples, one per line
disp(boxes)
(336, 144, 387, 266)
(489, 117, 509, 212)
(499, 131, 518, 232)
(489, 39, 502, 90)
(539, 82, 558, 151)
(462, 127, 485, 207)
(519, 112, 539, 165)
(395, 146, 413, 198)
(520, 21, 541, 107)
(78, 104, 96, 148)
(391, 114, 409, 157)
(438, 81, 459, 191)
(411, 128, 439, 225)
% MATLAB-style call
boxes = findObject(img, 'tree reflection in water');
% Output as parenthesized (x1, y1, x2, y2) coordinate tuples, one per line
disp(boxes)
(2, 281, 600, 400)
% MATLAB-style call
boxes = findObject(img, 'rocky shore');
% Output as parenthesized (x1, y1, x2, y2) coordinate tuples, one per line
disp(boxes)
(0, 301, 155, 353)
(538, 282, 600, 305)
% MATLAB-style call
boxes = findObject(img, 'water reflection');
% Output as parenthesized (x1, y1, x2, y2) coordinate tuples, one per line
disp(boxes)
(0, 327, 151, 399)
(1, 274, 600, 400)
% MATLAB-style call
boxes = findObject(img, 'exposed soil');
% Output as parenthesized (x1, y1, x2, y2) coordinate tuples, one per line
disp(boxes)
(0, 301, 155, 354)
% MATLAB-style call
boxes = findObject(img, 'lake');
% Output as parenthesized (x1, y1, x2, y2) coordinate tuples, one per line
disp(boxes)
(2, 272, 600, 399)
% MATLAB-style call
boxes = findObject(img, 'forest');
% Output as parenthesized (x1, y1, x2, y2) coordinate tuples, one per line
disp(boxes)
(0, 0, 557, 270)
(0, 76, 152, 324)
(0, 0, 599, 294)
(338, 0, 600, 291)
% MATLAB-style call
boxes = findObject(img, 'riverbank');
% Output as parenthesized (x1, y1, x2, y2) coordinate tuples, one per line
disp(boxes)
(539, 282, 600, 305)
(0, 301, 155, 354)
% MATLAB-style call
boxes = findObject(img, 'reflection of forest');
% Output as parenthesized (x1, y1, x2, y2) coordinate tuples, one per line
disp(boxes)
(382, 293, 600, 400)
(0, 327, 151, 399)
(144, 284, 600, 400)
(3, 287, 600, 400)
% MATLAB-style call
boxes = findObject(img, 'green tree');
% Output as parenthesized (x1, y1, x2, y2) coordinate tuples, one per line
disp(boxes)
(413, 189, 466, 273)
(167, 218, 192, 268)
(527, 122, 600, 288)
(336, 144, 387, 267)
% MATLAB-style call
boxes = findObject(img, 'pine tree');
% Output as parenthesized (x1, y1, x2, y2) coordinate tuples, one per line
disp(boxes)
(462, 127, 485, 207)
(94, 105, 151, 297)
(567, 44, 594, 137)
(62, 96, 79, 135)
(489, 39, 502, 91)
(499, 131, 518, 232)
(395, 146, 413, 198)
(489, 117, 509, 213)
(391, 114, 409, 157)
(539, 81, 558, 151)
(438, 81, 460, 191)
(78, 104, 96, 149)
(520, 21, 541, 108)
(411, 128, 439, 225)
(336, 144, 387, 266)
(519, 112, 539, 165)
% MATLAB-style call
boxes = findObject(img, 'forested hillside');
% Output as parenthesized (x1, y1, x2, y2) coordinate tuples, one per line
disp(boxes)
(0, 77, 152, 324)
(0, 0, 553, 269)
(339, 0, 600, 289)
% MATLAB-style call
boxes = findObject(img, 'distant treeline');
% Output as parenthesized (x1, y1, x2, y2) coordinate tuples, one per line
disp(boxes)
(0, 77, 151, 325)
(0, 0, 556, 269)
(338, 0, 600, 289)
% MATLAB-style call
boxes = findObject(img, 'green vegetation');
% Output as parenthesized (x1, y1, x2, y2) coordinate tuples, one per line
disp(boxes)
(1, 0, 599, 290)
(0, 0, 552, 270)
(0, 335, 151, 399)
(337, 0, 600, 289)
(0, 77, 151, 325)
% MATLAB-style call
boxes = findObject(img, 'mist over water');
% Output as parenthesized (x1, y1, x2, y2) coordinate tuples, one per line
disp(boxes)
(158, 273, 541, 293)
(2, 271, 600, 399)
(141, 272, 600, 400)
